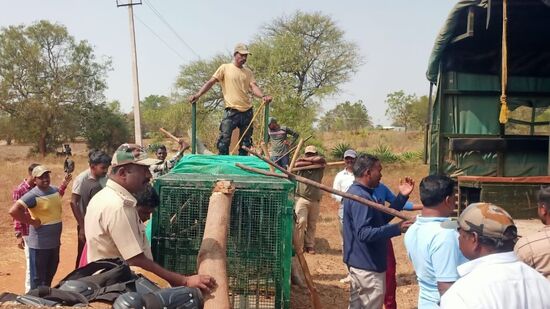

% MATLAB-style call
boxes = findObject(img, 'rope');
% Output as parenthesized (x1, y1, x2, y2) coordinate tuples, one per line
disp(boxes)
(499, 0, 509, 124)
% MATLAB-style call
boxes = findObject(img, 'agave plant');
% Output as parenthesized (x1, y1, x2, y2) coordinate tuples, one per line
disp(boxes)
(372, 144, 401, 163)
(331, 143, 353, 160)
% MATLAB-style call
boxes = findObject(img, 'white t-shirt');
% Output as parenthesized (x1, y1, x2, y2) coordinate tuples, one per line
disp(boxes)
(332, 169, 354, 203)
(440, 251, 550, 309)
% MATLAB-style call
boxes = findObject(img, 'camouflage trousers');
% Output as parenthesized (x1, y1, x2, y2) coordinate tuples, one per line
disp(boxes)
(217, 108, 253, 155)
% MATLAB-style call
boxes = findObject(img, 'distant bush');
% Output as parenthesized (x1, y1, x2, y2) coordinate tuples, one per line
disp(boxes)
(371, 144, 401, 163)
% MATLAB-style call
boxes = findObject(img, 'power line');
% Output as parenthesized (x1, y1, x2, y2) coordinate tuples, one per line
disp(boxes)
(142, 0, 201, 59)
(134, 14, 188, 62)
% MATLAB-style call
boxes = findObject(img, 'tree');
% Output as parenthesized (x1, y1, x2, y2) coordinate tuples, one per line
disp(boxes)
(141, 94, 171, 135)
(0, 21, 111, 155)
(175, 11, 362, 137)
(81, 102, 131, 153)
(385, 90, 418, 132)
(318, 100, 372, 131)
(407, 95, 429, 131)
(249, 11, 363, 134)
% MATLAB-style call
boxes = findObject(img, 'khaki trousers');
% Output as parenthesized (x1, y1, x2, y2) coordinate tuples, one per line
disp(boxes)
(348, 266, 386, 309)
(294, 197, 320, 249)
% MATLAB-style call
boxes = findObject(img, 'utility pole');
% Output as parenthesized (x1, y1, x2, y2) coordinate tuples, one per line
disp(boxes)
(117, 0, 143, 146)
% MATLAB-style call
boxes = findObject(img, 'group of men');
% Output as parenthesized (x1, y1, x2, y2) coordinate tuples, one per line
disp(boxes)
(9, 143, 215, 296)
(329, 148, 550, 308)
(9, 40, 550, 309)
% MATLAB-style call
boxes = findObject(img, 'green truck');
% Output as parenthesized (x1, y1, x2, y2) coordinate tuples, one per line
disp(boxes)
(425, 0, 550, 218)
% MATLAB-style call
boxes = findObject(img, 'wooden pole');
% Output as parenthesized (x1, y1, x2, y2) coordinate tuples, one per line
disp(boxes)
(273, 135, 313, 164)
(237, 151, 413, 221)
(293, 227, 323, 309)
(287, 138, 304, 172)
(159, 127, 180, 143)
(197, 180, 235, 309)
(291, 161, 345, 172)
(260, 142, 275, 172)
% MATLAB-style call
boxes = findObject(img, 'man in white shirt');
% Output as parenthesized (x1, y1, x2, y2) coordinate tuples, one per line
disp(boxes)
(332, 149, 357, 235)
(332, 149, 356, 283)
(440, 202, 550, 309)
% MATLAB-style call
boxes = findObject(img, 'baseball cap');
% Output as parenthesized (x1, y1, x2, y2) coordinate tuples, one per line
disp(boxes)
(268, 117, 277, 124)
(343, 149, 357, 159)
(234, 43, 251, 55)
(304, 145, 318, 154)
(32, 165, 51, 178)
(441, 202, 517, 240)
(111, 144, 160, 167)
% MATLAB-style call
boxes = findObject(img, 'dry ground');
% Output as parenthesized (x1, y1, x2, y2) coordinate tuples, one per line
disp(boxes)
(0, 142, 543, 309)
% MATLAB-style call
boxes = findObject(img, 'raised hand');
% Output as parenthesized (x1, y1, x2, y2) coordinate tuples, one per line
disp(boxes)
(398, 177, 415, 197)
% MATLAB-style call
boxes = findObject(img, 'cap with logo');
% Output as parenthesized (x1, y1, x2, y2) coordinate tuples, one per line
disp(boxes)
(304, 145, 318, 154)
(343, 149, 357, 159)
(234, 43, 251, 55)
(441, 202, 517, 240)
(32, 165, 51, 178)
(112, 144, 160, 167)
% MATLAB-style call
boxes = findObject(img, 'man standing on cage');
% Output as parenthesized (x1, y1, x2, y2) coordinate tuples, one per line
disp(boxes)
(189, 43, 272, 155)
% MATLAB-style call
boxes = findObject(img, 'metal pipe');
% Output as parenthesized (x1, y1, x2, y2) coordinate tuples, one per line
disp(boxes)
(191, 102, 197, 154)
(264, 103, 269, 144)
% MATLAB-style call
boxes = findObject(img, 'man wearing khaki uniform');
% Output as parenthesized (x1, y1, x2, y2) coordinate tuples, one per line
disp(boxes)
(85, 144, 216, 293)
(294, 145, 326, 254)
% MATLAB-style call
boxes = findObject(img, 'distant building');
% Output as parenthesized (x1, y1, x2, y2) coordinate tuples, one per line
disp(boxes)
(382, 126, 406, 131)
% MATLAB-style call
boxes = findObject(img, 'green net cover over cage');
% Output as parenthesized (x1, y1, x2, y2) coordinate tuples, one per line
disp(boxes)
(152, 155, 295, 309)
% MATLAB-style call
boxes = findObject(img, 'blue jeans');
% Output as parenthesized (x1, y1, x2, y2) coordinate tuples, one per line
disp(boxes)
(217, 108, 253, 155)
(29, 247, 60, 289)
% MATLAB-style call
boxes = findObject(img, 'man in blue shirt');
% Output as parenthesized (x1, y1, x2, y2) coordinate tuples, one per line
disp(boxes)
(404, 175, 467, 308)
(343, 154, 414, 309)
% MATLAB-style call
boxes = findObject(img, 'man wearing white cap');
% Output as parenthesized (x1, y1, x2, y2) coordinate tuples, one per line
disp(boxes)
(9, 165, 63, 289)
(85, 144, 216, 294)
(190, 43, 272, 155)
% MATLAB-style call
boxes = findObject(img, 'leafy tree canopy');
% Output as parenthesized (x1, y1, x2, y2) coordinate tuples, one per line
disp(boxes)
(318, 100, 372, 132)
(0, 20, 111, 155)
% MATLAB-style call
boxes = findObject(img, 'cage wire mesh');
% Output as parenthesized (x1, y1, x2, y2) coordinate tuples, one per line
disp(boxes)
(152, 174, 294, 309)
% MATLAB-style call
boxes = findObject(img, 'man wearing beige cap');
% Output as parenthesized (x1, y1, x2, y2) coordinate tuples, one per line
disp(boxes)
(85, 144, 216, 294)
(294, 145, 326, 254)
(440, 202, 550, 309)
(189, 43, 272, 155)
(9, 165, 64, 289)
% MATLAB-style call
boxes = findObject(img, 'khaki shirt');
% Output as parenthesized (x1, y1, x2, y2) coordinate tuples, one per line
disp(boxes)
(514, 225, 550, 280)
(213, 63, 255, 112)
(84, 179, 152, 262)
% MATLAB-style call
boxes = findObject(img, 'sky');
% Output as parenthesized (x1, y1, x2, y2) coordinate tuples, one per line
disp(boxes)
(0, 0, 457, 126)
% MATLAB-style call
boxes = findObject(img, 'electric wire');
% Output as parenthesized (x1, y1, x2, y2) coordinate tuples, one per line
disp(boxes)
(134, 14, 188, 62)
(143, 0, 201, 59)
